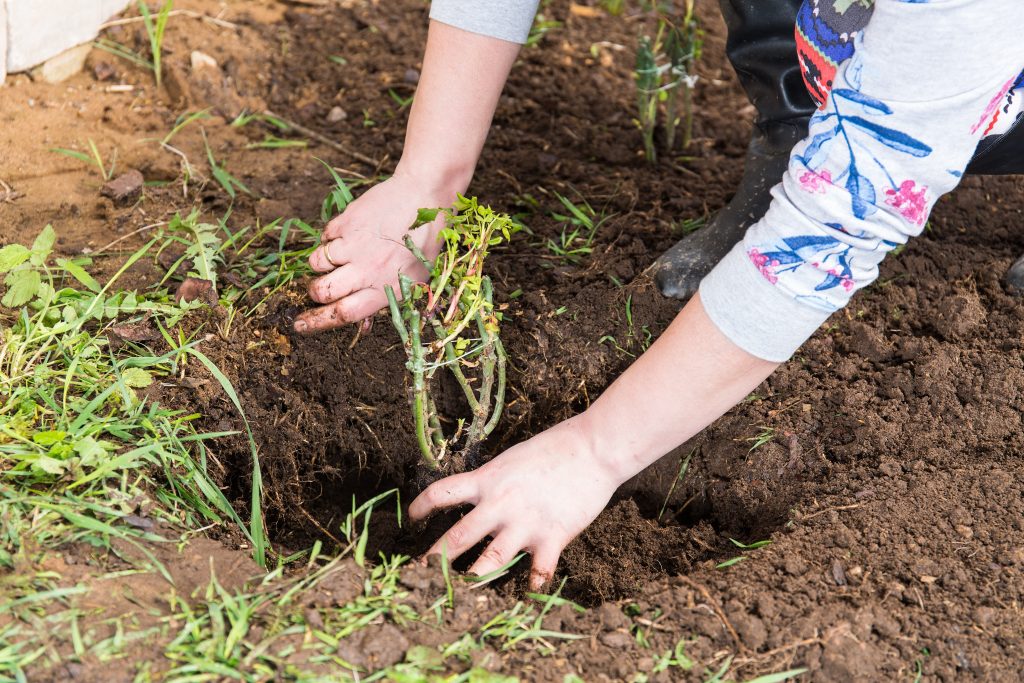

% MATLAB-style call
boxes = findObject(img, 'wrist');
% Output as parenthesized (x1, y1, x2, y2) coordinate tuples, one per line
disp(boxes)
(393, 155, 474, 203)
(562, 412, 639, 489)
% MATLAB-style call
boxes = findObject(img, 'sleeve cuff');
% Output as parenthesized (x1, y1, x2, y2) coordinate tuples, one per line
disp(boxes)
(699, 242, 831, 363)
(429, 1, 538, 45)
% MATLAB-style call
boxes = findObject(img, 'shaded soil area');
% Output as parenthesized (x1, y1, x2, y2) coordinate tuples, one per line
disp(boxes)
(2, 0, 1023, 680)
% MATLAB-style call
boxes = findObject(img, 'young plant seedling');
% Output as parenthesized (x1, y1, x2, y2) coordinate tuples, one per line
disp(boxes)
(385, 196, 517, 477)
(139, 0, 174, 89)
(663, 2, 702, 152)
(634, 34, 660, 163)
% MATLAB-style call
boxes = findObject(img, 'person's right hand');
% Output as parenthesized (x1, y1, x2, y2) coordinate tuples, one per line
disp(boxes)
(293, 169, 460, 334)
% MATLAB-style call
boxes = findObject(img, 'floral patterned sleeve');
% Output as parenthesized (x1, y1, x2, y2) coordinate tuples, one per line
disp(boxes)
(699, 0, 1024, 362)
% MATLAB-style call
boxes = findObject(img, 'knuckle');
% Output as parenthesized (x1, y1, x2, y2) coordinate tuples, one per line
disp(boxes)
(481, 545, 506, 565)
(446, 525, 466, 550)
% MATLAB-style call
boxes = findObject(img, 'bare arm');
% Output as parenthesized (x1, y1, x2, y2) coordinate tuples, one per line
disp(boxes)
(295, 21, 520, 333)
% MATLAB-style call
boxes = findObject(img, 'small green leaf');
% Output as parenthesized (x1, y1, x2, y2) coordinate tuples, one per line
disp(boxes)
(33, 430, 68, 446)
(0, 244, 31, 272)
(32, 455, 68, 476)
(122, 368, 154, 388)
(2, 269, 42, 307)
(413, 207, 440, 227)
(57, 258, 101, 293)
(32, 225, 57, 261)
(74, 436, 108, 464)
(716, 556, 747, 569)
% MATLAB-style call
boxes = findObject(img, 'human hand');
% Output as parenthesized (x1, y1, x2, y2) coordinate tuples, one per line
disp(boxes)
(293, 169, 460, 334)
(408, 416, 624, 590)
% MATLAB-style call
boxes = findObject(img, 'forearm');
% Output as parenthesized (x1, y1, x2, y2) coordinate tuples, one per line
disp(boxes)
(575, 294, 779, 485)
(396, 20, 520, 197)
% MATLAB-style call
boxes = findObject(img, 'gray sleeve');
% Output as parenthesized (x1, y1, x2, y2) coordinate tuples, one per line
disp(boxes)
(429, 0, 540, 44)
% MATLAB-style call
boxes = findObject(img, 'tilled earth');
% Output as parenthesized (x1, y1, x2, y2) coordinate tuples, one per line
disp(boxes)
(2, 0, 1022, 680)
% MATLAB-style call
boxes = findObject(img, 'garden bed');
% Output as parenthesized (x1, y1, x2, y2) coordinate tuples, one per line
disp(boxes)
(1, 0, 1022, 680)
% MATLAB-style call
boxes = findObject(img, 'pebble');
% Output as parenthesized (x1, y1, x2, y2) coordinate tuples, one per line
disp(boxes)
(327, 106, 348, 123)
(403, 68, 420, 84)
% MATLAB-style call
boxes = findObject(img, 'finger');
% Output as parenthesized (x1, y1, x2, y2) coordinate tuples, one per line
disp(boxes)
(424, 507, 494, 564)
(322, 211, 355, 241)
(308, 265, 366, 304)
(293, 288, 384, 334)
(468, 531, 527, 579)
(308, 239, 347, 274)
(528, 541, 562, 591)
(409, 472, 478, 522)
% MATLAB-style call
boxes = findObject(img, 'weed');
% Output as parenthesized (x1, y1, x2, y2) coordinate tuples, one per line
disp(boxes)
(658, 447, 694, 521)
(543, 191, 612, 265)
(388, 88, 414, 111)
(93, 1, 173, 88)
(50, 140, 117, 181)
(245, 135, 308, 150)
(316, 158, 355, 222)
(526, 14, 562, 48)
(161, 109, 212, 145)
(0, 227, 254, 584)
(139, 1, 174, 89)
(674, 215, 706, 236)
(745, 425, 776, 452)
(385, 197, 518, 471)
(202, 130, 252, 199)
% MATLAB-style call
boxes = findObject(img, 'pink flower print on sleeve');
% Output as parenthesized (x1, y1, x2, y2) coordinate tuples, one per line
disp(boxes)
(798, 168, 833, 193)
(811, 261, 855, 292)
(884, 180, 928, 226)
(748, 248, 781, 284)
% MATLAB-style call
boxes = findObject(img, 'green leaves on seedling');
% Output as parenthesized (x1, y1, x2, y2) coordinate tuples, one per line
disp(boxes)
(0, 226, 62, 308)
(203, 130, 251, 199)
(139, 0, 173, 89)
(634, 3, 703, 161)
(50, 140, 117, 181)
(385, 196, 518, 471)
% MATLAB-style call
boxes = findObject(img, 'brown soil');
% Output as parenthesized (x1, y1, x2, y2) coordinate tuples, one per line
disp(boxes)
(2, 0, 1023, 681)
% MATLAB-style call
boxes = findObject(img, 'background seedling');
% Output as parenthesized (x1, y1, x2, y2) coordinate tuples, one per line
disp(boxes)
(94, 1, 173, 87)
(663, 1, 702, 152)
(542, 191, 612, 265)
(50, 140, 117, 181)
(385, 196, 517, 474)
(634, 4, 703, 161)
(139, 0, 174, 89)
(635, 34, 660, 162)
(203, 130, 252, 199)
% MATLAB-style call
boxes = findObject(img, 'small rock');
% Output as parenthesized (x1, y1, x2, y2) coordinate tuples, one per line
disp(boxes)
(832, 559, 848, 586)
(174, 277, 216, 305)
(93, 61, 117, 82)
(403, 68, 420, 84)
(33, 43, 92, 84)
(100, 170, 145, 206)
(327, 106, 348, 123)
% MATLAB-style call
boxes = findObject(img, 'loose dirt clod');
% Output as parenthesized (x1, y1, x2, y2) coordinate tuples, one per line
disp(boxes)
(100, 169, 145, 205)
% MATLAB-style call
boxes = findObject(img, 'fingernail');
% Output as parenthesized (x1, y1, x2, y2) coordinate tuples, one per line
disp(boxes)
(294, 320, 307, 332)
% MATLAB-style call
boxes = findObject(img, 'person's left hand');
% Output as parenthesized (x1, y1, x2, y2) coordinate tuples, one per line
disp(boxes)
(408, 415, 624, 590)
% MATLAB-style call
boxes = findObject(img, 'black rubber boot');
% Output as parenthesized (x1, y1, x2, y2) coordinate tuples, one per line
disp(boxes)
(653, 0, 815, 300)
